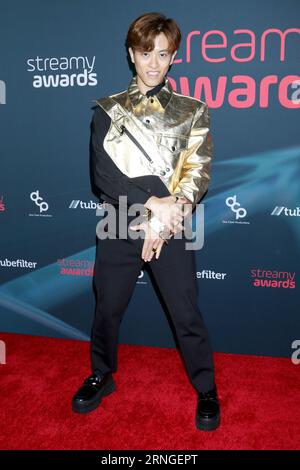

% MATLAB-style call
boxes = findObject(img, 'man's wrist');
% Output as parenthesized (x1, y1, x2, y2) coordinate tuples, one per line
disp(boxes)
(148, 215, 165, 234)
(144, 195, 159, 210)
(148, 215, 174, 243)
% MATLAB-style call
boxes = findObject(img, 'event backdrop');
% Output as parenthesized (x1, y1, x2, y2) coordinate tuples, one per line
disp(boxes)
(0, 0, 299, 357)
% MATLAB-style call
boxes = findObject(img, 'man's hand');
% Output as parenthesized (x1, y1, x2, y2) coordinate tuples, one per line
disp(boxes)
(129, 220, 166, 262)
(145, 195, 193, 234)
(144, 195, 187, 233)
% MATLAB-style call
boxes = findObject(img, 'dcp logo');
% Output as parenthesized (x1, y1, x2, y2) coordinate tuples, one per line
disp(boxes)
(226, 195, 247, 220)
(30, 190, 49, 213)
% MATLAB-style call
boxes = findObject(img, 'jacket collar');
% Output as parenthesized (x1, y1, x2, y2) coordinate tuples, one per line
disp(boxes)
(127, 74, 173, 110)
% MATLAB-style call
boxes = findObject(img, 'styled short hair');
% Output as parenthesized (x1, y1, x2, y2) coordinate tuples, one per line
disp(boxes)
(126, 12, 181, 54)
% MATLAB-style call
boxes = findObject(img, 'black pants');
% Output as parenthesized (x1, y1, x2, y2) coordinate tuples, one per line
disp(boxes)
(90, 207, 215, 393)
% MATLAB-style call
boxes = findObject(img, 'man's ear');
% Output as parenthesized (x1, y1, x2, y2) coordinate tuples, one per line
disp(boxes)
(128, 47, 135, 64)
(170, 50, 177, 65)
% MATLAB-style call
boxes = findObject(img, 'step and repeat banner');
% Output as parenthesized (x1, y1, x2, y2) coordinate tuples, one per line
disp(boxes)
(0, 0, 299, 357)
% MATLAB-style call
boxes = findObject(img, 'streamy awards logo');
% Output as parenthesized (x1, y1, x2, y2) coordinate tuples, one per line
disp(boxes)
(26, 55, 97, 88)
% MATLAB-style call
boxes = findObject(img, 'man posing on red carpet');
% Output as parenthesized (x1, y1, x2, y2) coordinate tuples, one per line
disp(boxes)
(72, 11, 220, 431)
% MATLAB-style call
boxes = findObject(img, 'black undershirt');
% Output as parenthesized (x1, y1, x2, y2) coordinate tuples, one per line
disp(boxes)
(145, 77, 166, 97)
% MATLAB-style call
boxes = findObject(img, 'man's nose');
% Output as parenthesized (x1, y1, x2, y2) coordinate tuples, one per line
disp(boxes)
(149, 54, 159, 68)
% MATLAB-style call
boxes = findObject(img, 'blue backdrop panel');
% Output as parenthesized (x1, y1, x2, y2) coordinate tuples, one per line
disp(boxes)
(0, 0, 299, 357)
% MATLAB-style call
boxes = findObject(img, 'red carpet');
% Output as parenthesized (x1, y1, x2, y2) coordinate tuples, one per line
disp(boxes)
(0, 332, 299, 450)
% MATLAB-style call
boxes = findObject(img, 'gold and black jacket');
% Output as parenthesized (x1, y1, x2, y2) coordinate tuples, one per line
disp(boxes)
(90, 74, 213, 216)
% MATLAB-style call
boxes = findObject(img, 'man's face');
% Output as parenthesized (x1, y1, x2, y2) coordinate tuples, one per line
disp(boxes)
(128, 32, 177, 95)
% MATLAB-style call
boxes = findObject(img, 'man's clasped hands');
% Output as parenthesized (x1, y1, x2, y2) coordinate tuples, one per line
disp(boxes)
(129, 195, 192, 262)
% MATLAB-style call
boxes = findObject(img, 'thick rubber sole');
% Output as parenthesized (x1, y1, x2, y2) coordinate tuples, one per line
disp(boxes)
(72, 377, 116, 414)
(195, 410, 220, 431)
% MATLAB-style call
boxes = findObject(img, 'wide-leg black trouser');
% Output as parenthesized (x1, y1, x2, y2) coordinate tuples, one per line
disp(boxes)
(90, 207, 215, 393)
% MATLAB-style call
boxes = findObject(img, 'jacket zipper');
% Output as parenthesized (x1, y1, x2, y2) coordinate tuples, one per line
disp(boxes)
(118, 124, 154, 164)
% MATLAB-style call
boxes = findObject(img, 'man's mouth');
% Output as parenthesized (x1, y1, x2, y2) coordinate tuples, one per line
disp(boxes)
(147, 71, 160, 76)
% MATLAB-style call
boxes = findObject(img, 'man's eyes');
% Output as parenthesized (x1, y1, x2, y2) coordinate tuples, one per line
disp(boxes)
(142, 53, 168, 57)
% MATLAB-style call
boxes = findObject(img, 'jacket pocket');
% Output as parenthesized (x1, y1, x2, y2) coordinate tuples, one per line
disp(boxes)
(158, 135, 188, 155)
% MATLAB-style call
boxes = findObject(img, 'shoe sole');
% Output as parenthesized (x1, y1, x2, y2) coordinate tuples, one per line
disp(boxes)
(195, 410, 220, 431)
(72, 377, 116, 414)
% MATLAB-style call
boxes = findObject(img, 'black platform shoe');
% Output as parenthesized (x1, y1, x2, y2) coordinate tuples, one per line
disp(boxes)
(72, 372, 116, 414)
(195, 385, 220, 431)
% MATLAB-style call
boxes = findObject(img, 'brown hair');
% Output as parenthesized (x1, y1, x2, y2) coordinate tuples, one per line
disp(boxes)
(126, 12, 181, 54)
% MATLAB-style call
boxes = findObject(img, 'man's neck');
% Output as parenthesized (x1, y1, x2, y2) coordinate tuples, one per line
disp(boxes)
(145, 78, 166, 97)
(136, 76, 166, 97)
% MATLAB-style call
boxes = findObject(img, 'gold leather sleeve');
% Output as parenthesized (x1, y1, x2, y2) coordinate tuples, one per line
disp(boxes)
(172, 103, 213, 209)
